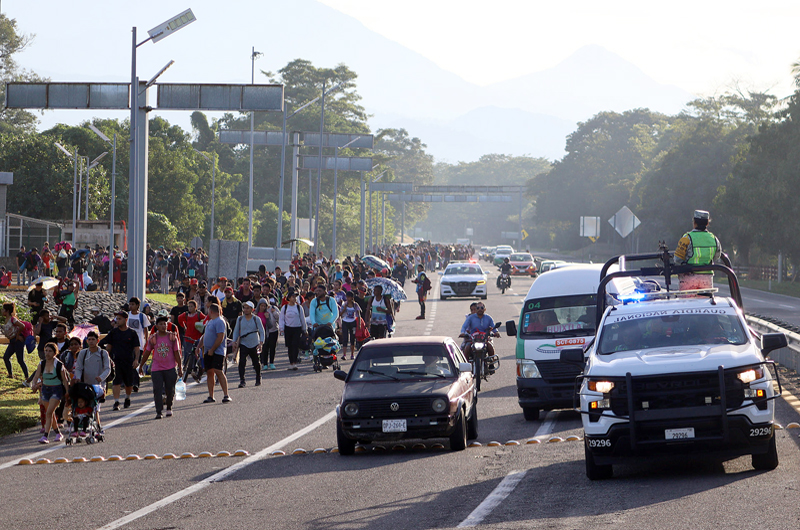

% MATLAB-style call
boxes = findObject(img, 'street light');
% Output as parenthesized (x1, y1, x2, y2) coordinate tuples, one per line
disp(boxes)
(369, 169, 389, 252)
(194, 149, 217, 242)
(313, 80, 346, 252)
(88, 124, 117, 295)
(129, 8, 196, 300)
(248, 46, 262, 249)
(332, 135, 361, 258)
(84, 151, 108, 221)
(54, 142, 79, 246)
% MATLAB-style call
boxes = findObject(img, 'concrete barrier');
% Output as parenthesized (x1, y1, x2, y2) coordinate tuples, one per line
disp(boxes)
(746, 315, 800, 373)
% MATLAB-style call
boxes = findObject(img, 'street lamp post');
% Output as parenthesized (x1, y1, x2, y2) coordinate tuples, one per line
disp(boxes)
(332, 136, 361, 259)
(194, 149, 216, 241)
(248, 46, 262, 248)
(54, 142, 79, 246)
(85, 151, 107, 221)
(88, 124, 117, 295)
(368, 169, 388, 252)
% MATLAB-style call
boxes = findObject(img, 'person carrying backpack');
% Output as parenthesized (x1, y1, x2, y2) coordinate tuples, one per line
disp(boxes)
(411, 264, 431, 320)
(308, 284, 339, 340)
(31, 342, 68, 443)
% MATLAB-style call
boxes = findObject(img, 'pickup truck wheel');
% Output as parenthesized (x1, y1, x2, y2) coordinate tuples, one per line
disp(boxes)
(752, 434, 779, 470)
(585, 439, 613, 480)
(336, 420, 356, 456)
(522, 407, 540, 421)
(467, 402, 479, 440)
(450, 408, 468, 451)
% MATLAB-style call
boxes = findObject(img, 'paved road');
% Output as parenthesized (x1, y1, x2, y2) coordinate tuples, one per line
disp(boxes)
(2, 267, 800, 529)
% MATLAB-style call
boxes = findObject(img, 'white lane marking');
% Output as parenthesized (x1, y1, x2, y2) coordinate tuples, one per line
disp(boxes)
(457, 470, 528, 528)
(777, 303, 795, 309)
(97, 410, 337, 530)
(0, 381, 199, 471)
(533, 411, 558, 439)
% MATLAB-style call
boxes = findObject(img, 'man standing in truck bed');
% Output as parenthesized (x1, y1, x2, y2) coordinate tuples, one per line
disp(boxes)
(674, 210, 722, 291)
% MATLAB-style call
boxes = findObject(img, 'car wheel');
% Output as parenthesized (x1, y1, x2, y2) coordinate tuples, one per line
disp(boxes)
(337, 420, 356, 456)
(585, 439, 613, 480)
(752, 434, 779, 470)
(522, 407, 540, 421)
(467, 402, 479, 440)
(449, 408, 468, 451)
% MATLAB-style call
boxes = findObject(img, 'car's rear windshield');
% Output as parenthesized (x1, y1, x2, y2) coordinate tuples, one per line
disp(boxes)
(445, 265, 482, 275)
(510, 254, 532, 261)
(521, 294, 597, 338)
(351, 345, 454, 380)
(598, 311, 748, 354)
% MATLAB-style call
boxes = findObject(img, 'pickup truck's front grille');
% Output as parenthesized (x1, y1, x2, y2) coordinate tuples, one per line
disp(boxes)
(609, 371, 745, 416)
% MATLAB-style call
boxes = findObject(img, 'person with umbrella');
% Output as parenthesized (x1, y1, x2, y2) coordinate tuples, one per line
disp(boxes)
(365, 284, 394, 339)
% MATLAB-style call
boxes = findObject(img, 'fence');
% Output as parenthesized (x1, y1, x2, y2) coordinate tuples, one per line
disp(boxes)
(4, 213, 63, 257)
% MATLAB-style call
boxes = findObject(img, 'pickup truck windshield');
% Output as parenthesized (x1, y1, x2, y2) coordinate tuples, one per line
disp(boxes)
(521, 294, 597, 338)
(598, 312, 748, 354)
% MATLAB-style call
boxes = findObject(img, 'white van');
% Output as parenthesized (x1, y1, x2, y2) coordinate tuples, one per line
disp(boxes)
(505, 264, 634, 421)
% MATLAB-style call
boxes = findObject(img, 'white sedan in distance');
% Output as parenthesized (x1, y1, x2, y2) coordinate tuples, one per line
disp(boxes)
(439, 262, 488, 300)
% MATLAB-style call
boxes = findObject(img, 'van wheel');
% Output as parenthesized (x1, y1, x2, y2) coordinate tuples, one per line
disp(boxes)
(337, 420, 356, 456)
(752, 434, 779, 470)
(449, 409, 468, 451)
(585, 440, 613, 480)
(522, 407, 540, 421)
(467, 402, 479, 440)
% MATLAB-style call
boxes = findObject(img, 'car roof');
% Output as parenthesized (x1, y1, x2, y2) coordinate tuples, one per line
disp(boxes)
(360, 336, 454, 349)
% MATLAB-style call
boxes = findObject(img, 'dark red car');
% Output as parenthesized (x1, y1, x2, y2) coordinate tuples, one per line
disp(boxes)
(508, 253, 537, 276)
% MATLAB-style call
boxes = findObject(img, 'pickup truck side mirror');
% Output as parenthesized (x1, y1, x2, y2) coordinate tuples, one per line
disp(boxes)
(560, 348, 585, 367)
(761, 333, 788, 357)
(505, 320, 517, 337)
(333, 370, 348, 381)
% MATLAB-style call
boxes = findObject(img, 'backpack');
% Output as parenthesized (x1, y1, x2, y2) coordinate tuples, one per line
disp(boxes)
(422, 275, 432, 293)
(39, 358, 64, 383)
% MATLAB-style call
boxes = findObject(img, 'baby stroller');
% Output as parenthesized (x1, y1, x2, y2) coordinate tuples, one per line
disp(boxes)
(312, 326, 341, 372)
(65, 382, 105, 445)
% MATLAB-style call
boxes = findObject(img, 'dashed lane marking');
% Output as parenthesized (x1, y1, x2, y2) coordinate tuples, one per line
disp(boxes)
(457, 470, 528, 527)
(96, 410, 336, 530)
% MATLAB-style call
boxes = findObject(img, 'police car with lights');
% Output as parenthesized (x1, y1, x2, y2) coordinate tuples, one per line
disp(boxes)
(562, 247, 787, 480)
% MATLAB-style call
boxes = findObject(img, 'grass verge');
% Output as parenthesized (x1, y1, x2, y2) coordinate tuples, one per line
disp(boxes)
(0, 348, 44, 437)
(146, 293, 176, 306)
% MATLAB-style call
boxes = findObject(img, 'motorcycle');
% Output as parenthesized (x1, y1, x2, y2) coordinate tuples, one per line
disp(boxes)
(461, 323, 501, 391)
(497, 272, 511, 294)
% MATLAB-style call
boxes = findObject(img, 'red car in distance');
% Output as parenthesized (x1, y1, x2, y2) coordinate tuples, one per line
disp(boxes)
(508, 253, 537, 277)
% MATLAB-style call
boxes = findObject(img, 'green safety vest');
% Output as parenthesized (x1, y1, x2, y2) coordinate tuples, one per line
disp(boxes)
(687, 230, 717, 272)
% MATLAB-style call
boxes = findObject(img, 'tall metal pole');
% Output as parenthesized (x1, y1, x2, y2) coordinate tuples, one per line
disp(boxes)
(332, 145, 339, 259)
(308, 170, 313, 241)
(210, 155, 216, 241)
(314, 81, 325, 252)
(277, 103, 287, 248)
(108, 134, 116, 295)
(72, 148, 78, 246)
(360, 175, 366, 255)
(382, 193, 385, 246)
(290, 132, 300, 257)
(518, 194, 523, 249)
(77, 157, 84, 221)
(401, 197, 405, 245)
(248, 46, 256, 248)
(85, 161, 90, 220)
(369, 184, 373, 252)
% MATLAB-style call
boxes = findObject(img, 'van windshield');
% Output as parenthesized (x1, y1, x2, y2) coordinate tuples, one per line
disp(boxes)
(520, 294, 597, 338)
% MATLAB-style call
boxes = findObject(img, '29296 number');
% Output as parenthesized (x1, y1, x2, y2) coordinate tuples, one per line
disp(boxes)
(749, 427, 772, 437)
(587, 438, 611, 448)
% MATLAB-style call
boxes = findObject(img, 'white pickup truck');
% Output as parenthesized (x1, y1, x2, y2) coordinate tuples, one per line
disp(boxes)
(562, 250, 787, 479)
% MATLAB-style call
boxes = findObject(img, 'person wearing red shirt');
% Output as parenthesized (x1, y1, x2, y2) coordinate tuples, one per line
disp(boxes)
(177, 300, 205, 381)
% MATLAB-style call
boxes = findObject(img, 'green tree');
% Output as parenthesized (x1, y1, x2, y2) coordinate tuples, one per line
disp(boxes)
(147, 211, 179, 248)
(0, 14, 43, 133)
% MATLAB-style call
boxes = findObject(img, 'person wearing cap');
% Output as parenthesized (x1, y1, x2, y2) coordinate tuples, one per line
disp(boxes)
(89, 306, 113, 334)
(675, 210, 722, 291)
(211, 276, 228, 302)
(221, 286, 243, 336)
(151, 309, 180, 335)
(193, 281, 211, 309)
(99, 311, 141, 410)
(232, 300, 265, 387)
(257, 298, 280, 370)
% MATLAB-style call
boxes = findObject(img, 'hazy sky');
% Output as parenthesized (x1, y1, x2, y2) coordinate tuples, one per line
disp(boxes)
(318, 0, 800, 95)
(5, 0, 800, 132)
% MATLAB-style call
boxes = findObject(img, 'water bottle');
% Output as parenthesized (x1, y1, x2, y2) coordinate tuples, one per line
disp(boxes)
(175, 379, 186, 401)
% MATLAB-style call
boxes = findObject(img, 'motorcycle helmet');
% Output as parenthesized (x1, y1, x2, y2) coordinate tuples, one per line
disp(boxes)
(504, 257, 509, 263)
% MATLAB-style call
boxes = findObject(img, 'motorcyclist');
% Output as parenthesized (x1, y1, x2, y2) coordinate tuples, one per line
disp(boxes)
(497, 257, 512, 288)
(459, 303, 498, 361)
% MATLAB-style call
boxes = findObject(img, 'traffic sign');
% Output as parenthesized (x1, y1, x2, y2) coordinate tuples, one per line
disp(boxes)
(521, 229, 529, 241)
(608, 206, 640, 238)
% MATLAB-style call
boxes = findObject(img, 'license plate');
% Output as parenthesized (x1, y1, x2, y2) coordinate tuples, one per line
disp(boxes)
(665, 427, 695, 440)
(382, 419, 407, 433)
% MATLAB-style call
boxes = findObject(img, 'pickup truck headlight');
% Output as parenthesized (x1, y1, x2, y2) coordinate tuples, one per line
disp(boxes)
(516, 359, 541, 378)
(588, 380, 615, 393)
(737, 367, 765, 384)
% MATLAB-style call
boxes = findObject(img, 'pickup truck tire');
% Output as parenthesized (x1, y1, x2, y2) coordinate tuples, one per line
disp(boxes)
(585, 439, 613, 480)
(450, 408, 468, 451)
(752, 434, 779, 470)
(467, 402, 479, 440)
(522, 407, 540, 421)
(337, 420, 356, 456)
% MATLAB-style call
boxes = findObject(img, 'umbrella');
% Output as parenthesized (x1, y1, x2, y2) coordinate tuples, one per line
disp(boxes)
(26, 277, 60, 292)
(69, 323, 99, 342)
(366, 277, 408, 301)
(71, 248, 90, 261)
(362, 255, 389, 271)
(281, 238, 314, 247)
